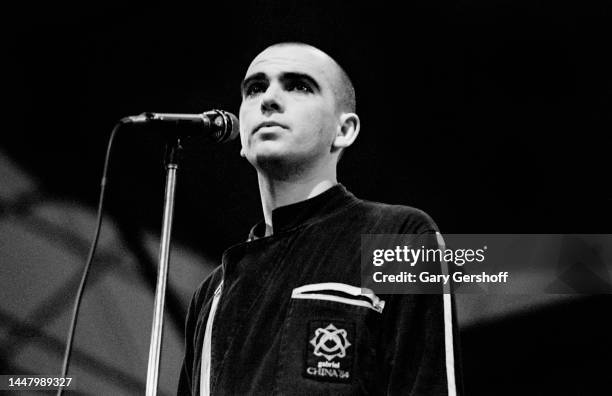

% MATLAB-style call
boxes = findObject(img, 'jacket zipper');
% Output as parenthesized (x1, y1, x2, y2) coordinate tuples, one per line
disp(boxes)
(201, 281, 223, 396)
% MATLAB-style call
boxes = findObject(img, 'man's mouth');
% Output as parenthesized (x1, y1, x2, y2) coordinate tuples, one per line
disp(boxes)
(253, 121, 288, 134)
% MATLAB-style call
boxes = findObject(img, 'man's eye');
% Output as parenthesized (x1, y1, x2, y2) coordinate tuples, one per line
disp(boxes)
(287, 81, 313, 93)
(245, 82, 266, 97)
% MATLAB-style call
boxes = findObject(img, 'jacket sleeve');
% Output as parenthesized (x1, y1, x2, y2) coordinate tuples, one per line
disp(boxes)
(177, 285, 201, 396)
(379, 293, 457, 396)
(377, 227, 461, 395)
(177, 270, 221, 396)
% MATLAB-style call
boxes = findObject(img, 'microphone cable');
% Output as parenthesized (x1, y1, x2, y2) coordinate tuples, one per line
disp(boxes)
(56, 119, 128, 396)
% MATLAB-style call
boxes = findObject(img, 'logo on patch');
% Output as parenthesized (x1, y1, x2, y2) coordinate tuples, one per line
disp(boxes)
(305, 321, 354, 383)
(310, 323, 352, 361)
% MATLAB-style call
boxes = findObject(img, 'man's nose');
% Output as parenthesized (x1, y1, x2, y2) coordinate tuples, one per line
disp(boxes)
(260, 84, 284, 114)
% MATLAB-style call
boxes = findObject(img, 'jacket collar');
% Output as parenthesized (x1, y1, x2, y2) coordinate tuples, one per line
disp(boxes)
(248, 184, 357, 241)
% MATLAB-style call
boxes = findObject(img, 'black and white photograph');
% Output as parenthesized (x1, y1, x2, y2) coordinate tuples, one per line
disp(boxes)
(2, 1, 611, 395)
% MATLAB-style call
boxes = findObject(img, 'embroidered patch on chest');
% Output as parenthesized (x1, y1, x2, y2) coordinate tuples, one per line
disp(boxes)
(304, 321, 355, 383)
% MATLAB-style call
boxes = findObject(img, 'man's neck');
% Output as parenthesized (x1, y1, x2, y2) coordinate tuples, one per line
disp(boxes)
(257, 167, 337, 236)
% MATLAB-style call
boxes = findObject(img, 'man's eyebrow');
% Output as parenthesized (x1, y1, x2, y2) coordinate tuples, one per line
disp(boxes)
(281, 72, 321, 91)
(240, 71, 322, 94)
(241, 72, 267, 93)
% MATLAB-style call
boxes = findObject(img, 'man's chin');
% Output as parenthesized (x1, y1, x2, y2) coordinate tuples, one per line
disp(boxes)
(247, 141, 289, 161)
(248, 150, 309, 180)
(249, 150, 289, 168)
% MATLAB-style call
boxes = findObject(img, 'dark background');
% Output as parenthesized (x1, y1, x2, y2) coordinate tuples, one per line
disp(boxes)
(4, 1, 611, 394)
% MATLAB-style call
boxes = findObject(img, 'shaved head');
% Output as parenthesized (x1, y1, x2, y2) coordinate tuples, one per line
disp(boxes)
(257, 42, 356, 113)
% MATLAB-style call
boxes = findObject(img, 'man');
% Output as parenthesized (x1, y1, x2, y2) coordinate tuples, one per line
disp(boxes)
(178, 42, 459, 395)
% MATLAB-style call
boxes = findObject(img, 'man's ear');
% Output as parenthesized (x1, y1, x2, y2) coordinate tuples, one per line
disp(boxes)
(332, 113, 360, 150)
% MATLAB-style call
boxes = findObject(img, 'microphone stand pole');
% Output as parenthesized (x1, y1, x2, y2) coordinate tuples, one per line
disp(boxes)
(146, 137, 182, 396)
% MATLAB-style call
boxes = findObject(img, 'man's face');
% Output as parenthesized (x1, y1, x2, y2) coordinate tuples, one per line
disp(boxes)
(239, 45, 341, 171)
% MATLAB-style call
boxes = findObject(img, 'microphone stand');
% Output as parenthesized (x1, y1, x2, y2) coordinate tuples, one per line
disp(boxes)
(145, 137, 182, 396)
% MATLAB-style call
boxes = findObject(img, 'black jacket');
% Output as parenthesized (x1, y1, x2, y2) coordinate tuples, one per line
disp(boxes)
(178, 185, 460, 395)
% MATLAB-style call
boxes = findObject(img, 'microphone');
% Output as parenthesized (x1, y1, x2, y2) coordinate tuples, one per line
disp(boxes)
(123, 109, 240, 143)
